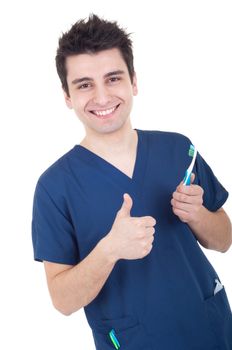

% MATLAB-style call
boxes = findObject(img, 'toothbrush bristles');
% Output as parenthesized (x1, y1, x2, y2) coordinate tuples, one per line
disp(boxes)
(188, 144, 195, 157)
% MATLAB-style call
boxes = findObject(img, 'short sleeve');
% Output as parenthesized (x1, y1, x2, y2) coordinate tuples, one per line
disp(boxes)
(32, 181, 80, 265)
(194, 152, 229, 212)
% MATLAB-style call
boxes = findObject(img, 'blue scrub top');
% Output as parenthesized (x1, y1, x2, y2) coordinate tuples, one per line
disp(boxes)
(32, 129, 232, 349)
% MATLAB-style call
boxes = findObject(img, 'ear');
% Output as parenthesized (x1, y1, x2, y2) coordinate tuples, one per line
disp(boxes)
(132, 72, 138, 96)
(63, 89, 73, 109)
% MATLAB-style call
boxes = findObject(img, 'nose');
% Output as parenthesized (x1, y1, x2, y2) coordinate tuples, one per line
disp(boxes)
(92, 85, 111, 106)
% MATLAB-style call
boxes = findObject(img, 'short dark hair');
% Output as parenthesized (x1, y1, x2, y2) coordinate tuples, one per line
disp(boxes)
(55, 14, 135, 96)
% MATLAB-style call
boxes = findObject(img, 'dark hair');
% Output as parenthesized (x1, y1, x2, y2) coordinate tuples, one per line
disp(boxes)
(56, 14, 134, 96)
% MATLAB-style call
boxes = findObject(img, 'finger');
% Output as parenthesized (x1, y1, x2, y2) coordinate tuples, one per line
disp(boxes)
(145, 227, 155, 236)
(145, 216, 156, 227)
(137, 216, 156, 227)
(176, 183, 203, 196)
(190, 173, 195, 184)
(172, 207, 189, 222)
(171, 199, 192, 212)
(148, 235, 155, 244)
(172, 191, 203, 205)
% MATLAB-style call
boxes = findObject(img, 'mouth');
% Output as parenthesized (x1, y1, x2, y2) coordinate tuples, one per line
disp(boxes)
(89, 104, 120, 119)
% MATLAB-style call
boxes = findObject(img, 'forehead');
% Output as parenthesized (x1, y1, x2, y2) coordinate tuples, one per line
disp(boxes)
(65, 48, 128, 81)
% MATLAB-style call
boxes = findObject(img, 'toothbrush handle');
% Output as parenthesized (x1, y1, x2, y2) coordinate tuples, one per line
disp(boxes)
(183, 170, 191, 186)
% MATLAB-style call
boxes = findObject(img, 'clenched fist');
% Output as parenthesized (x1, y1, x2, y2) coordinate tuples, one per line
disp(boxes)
(171, 173, 204, 224)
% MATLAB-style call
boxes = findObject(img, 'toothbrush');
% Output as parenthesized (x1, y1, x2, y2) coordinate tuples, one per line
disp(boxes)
(183, 144, 197, 185)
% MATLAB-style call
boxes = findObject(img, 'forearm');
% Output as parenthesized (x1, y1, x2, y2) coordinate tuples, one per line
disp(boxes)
(49, 236, 117, 316)
(188, 207, 232, 252)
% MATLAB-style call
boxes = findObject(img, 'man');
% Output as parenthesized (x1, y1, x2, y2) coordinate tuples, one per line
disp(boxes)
(32, 14, 232, 349)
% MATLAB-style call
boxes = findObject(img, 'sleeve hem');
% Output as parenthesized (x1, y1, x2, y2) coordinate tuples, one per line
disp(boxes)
(34, 254, 79, 265)
(209, 191, 229, 212)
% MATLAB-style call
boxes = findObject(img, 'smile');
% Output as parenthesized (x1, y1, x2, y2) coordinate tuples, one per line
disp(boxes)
(90, 104, 120, 117)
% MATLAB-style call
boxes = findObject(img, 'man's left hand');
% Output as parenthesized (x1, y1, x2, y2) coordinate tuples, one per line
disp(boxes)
(171, 174, 204, 224)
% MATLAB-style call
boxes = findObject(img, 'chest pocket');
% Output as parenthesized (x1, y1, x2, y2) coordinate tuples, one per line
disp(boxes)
(92, 315, 152, 350)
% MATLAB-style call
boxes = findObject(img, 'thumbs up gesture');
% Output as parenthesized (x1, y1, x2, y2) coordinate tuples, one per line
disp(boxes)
(107, 193, 156, 261)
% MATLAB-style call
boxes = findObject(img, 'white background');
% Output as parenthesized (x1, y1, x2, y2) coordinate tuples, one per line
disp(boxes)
(0, 0, 231, 349)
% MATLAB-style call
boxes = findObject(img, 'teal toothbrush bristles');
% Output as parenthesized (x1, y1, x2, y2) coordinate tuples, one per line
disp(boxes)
(188, 144, 195, 157)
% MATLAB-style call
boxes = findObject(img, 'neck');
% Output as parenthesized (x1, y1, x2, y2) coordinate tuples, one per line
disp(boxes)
(80, 121, 137, 157)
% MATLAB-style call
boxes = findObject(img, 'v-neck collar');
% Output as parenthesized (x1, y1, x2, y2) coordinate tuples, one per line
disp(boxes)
(74, 128, 148, 195)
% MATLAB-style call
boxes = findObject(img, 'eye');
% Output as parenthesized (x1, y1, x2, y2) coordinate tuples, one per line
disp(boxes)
(108, 76, 121, 83)
(78, 82, 92, 90)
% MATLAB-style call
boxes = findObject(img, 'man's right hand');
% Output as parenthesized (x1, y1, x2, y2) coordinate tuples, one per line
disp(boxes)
(44, 193, 156, 315)
(106, 193, 156, 261)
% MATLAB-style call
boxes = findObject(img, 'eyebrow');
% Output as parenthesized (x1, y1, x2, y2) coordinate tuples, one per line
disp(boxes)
(71, 70, 125, 85)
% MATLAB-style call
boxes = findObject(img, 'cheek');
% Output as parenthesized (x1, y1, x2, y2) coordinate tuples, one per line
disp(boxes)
(71, 95, 88, 112)
(118, 85, 134, 103)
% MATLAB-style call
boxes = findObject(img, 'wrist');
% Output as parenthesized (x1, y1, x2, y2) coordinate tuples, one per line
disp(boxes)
(97, 235, 119, 265)
(188, 205, 207, 231)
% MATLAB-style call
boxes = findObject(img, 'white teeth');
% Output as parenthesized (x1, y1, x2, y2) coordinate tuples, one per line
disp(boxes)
(92, 105, 117, 116)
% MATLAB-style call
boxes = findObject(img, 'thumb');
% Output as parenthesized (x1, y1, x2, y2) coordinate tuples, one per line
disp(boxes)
(190, 172, 195, 184)
(179, 173, 195, 189)
(117, 193, 133, 218)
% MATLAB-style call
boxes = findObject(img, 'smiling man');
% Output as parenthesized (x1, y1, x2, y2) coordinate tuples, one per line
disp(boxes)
(32, 14, 232, 350)
(64, 47, 138, 164)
